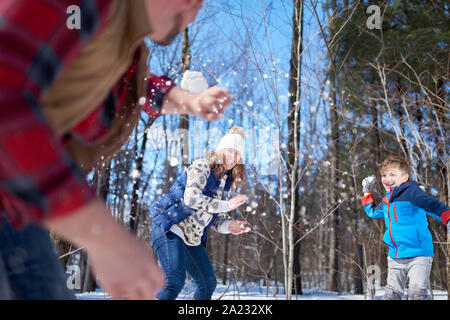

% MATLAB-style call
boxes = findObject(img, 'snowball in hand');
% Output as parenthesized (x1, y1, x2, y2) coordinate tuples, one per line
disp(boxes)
(180, 70, 209, 94)
(362, 175, 377, 193)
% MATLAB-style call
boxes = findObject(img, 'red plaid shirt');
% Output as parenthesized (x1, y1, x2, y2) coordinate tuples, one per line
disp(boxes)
(0, 0, 174, 228)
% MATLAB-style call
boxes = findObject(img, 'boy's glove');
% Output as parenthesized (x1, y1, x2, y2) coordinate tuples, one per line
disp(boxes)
(362, 175, 377, 193)
(180, 70, 209, 94)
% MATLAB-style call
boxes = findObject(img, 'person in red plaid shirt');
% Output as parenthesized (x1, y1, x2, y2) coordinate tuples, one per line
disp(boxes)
(0, 0, 231, 299)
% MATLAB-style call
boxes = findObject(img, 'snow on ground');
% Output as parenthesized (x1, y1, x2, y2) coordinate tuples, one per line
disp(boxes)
(76, 281, 448, 300)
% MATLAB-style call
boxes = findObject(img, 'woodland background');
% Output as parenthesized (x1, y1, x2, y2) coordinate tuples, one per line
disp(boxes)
(52, 0, 449, 299)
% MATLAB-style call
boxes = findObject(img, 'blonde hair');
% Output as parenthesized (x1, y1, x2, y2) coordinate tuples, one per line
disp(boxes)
(379, 156, 410, 175)
(206, 126, 247, 191)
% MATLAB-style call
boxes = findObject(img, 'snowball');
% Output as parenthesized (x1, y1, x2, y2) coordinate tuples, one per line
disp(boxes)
(180, 70, 208, 94)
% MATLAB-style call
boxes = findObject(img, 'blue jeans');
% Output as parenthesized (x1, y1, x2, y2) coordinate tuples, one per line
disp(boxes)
(0, 215, 75, 300)
(151, 223, 217, 300)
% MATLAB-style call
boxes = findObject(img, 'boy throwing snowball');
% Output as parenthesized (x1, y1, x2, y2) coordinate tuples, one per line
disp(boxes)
(361, 156, 450, 300)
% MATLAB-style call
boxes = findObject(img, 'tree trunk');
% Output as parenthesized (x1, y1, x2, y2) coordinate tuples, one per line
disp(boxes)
(179, 28, 191, 167)
(327, 66, 340, 293)
(130, 121, 149, 233)
(369, 99, 388, 286)
(324, 0, 340, 294)
(287, 0, 304, 297)
(222, 235, 229, 285)
(433, 78, 449, 299)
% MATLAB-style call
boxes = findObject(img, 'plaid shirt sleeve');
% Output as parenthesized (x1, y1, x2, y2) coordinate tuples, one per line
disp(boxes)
(143, 74, 176, 118)
(0, 0, 113, 228)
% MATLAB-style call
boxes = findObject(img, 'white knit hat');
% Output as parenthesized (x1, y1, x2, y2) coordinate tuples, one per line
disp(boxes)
(216, 133, 245, 157)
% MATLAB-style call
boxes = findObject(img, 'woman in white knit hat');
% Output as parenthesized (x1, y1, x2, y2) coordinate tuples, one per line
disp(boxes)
(149, 126, 250, 300)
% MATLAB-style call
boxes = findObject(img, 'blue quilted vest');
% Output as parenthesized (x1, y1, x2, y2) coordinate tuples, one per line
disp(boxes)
(149, 164, 233, 246)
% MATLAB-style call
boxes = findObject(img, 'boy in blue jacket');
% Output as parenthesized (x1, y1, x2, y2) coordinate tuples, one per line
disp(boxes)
(361, 156, 450, 300)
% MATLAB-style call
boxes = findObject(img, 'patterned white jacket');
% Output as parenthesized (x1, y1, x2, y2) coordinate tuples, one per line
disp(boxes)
(170, 158, 233, 246)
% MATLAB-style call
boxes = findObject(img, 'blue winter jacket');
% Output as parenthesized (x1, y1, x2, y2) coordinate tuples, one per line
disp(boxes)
(149, 165, 233, 246)
(362, 181, 450, 259)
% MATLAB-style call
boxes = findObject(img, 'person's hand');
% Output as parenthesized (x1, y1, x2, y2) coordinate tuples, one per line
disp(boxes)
(228, 220, 251, 235)
(228, 195, 248, 210)
(362, 175, 377, 194)
(188, 87, 231, 121)
(45, 200, 164, 300)
(86, 229, 164, 300)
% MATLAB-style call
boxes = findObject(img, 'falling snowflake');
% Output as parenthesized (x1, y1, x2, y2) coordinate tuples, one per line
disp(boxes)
(138, 97, 146, 106)
(131, 169, 141, 179)
(169, 157, 179, 167)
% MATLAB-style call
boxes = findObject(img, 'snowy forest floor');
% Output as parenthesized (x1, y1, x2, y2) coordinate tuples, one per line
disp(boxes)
(76, 282, 448, 300)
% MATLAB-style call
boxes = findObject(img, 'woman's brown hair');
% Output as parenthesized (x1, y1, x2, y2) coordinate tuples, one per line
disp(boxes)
(206, 126, 247, 191)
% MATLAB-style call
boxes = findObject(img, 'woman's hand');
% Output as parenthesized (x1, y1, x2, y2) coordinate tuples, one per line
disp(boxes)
(227, 220, 251, 235)
(228, 195, 248, 210)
